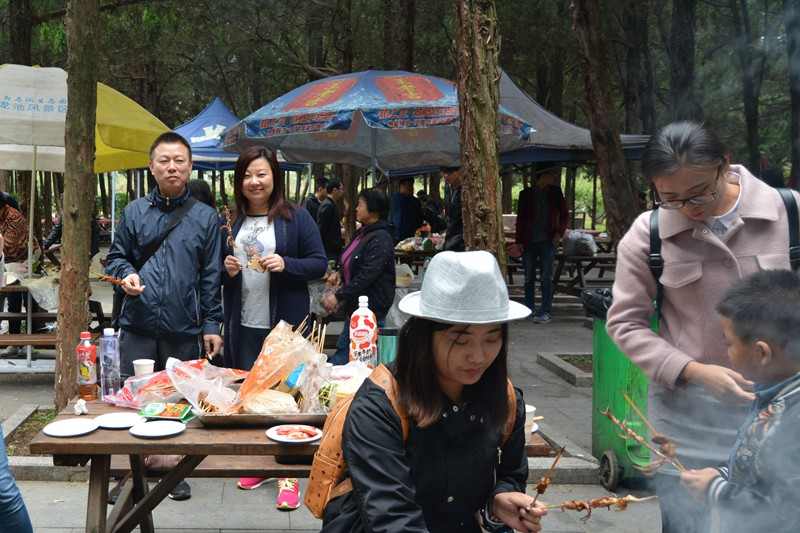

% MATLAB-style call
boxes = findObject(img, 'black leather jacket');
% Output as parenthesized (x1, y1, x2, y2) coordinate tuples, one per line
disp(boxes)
(322, 378, 528, 532)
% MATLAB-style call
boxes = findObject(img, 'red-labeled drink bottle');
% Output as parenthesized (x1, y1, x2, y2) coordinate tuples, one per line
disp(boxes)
(76, 331, 97, 401)
(349, 295, 377, 368)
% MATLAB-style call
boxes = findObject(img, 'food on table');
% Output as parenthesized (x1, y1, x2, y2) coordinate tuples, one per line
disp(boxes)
(242, 389, 300, 415)
(273, 425, 319, 441)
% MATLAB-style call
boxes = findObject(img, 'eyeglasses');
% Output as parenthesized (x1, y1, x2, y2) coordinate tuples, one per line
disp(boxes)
(654, 167, 722, 210)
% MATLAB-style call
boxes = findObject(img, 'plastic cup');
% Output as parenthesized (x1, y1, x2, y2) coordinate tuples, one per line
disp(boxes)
(524, 404, 537, 434)
(133, 359, 155, 376)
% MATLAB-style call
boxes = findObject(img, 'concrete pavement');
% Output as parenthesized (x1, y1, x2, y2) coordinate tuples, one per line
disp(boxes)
(0, 278, 663, 531)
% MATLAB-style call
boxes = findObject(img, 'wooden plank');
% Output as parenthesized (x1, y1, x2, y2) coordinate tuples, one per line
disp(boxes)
(109, 454, 313, 479)
(0, 334, 58, 346)
(525, 432, 551, 457)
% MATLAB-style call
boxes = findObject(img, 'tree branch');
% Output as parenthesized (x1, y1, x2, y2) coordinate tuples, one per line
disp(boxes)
(35, 0, 172, 24)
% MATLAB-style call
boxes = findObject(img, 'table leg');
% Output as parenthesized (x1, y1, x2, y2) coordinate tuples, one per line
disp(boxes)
(85, 455, 110, 533)
(111, 455, 205, 533)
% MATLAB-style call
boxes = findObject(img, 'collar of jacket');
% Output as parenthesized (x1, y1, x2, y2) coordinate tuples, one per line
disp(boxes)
(149, 186, 191, 212)
(358, 218, 390, 236)
(656, 165, 780, 239)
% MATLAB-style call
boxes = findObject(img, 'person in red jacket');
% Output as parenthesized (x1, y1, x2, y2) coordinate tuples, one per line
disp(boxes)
(514, 167, 569, 324)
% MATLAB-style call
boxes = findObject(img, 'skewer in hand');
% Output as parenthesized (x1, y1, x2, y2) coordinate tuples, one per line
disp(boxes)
(532, 444, 565, 504)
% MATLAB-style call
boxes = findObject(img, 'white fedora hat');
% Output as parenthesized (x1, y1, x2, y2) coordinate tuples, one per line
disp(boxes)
(399, 250, 531, 324)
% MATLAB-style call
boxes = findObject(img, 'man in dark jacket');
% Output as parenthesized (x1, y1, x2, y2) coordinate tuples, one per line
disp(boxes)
(317, 179, 344, 266)
(106, 133, 223, 501)
(301, 177, 329, 221)
(391, 177, 422, 242)
(107, 132, 223, 375)
(442, 166, 464, 251)
(515, 167, 569, 324)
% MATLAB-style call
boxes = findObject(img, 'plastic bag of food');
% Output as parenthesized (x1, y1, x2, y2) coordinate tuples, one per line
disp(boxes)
(102, 360, 246, 409)
(228, 320, 318, 413)
(166, 358, 248, 414)
(297, 353, 335, 413)
(562, 230, 598, 256)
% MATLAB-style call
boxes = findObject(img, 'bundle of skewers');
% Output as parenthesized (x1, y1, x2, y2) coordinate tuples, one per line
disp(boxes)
(599, 389, 686, 475)
(220, 206, 237, 249)
(543, 494, 658, 522)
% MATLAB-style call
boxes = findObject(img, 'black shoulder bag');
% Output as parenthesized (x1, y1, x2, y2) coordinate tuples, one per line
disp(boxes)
(110, 197, 199, 328)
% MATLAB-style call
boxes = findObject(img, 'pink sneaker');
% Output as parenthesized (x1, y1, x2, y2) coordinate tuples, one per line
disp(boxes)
(276, 477, 300, 510)
(237, 477, 273, 490)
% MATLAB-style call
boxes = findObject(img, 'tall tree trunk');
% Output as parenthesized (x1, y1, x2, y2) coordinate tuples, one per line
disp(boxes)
(9, 0, 32, 64)
(787, 0, 800, 190)
(56, 0, 99, 411)
(669, 0, 699, 120)
(383, 0, 395, 68)
(42, 173, 53, 235)
(731, 0, 764, 175)
(623, 0, 643, 134)
(398, 0, 416, 71)
(638, 0, 656, 134)
(572, 0, 639, 241)
(98, 173, 109, 217)
(454, 0, 505, 265)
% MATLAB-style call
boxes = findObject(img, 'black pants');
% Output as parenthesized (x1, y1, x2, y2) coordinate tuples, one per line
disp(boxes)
(117, 328, 203, 379)
(6, 293, 41, 335)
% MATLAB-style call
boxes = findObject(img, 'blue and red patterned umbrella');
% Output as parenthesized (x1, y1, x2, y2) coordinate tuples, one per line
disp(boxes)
(220, 70, 534, 171)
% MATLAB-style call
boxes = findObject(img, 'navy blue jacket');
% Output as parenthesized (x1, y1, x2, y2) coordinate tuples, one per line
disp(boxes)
(220, 205, 327, 369)
(106, 187, 223, 338)
(335, 219, 395, 318)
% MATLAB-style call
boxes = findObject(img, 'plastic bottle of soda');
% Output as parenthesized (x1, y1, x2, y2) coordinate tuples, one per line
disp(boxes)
(349, 295, 377, 368)
(99, 328, 120, 400)
(76, 331, 97, 401)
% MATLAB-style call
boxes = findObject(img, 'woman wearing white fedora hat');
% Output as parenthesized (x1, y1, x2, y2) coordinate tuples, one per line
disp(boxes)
(321, 251, 546, 533)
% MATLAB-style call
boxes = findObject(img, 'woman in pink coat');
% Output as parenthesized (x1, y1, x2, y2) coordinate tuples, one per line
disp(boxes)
(607, 121, 800, 533)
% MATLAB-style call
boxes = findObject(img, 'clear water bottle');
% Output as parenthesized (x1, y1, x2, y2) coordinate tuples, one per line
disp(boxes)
(99, 328, 121, 400)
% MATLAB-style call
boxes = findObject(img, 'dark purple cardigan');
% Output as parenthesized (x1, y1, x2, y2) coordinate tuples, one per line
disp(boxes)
(220, 205, 327, 369)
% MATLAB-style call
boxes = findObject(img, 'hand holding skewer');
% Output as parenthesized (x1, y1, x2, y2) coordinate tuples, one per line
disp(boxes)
(532, 444, 565, 504)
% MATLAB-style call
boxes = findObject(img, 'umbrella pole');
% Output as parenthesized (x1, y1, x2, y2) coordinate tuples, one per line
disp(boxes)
(25, 147, 37, 367)
(110, 171, 117, 245)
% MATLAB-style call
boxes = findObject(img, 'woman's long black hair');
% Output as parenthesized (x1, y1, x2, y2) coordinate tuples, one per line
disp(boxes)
(393, 317, 510, 433)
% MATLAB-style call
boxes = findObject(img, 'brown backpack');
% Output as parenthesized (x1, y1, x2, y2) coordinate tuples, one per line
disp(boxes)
(303, 364, 517, 519)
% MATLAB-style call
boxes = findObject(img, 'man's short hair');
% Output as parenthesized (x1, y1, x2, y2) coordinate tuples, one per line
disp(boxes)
(716, 269, 800, 362)
(326, 179, 343, 194)
(150, 131, 192, 160)
(440, 166, 460, 173)
(398, 177, 414, 187)
(315, 177, 330, 191)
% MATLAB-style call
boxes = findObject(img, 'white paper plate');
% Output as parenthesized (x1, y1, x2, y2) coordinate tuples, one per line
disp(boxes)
(95, 412, 145, 429)
(43, 418, 99, 438)
(129, 420, 186, 439)
(266, 424, 323, 444)
(531, 423, 539, 434)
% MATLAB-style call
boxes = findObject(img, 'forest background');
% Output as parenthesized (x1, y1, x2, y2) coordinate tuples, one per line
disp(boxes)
(2, 0, 798, 233)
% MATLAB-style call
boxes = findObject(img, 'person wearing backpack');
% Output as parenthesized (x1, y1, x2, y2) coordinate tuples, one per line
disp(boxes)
(607, 121, 800, 533)
(317, 250, 546, 532)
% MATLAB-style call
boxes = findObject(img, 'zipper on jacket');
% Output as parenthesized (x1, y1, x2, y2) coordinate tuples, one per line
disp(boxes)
(497, 446, 502, 465)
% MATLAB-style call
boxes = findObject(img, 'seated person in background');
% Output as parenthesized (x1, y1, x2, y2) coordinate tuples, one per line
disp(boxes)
(417, 190, 446, 233)
(319, 251, 545, 532)
(681, 269, 800, 532)
(43, 212, 101, 258)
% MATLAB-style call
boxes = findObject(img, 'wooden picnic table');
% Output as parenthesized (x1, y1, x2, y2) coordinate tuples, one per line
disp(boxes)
(553, 252, 617, 297)
(30, 398, 550, 532)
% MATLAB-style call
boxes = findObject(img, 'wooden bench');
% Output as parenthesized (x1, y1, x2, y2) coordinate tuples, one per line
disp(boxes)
(1, 333, 58, 347)
(109, 454, 312, 479)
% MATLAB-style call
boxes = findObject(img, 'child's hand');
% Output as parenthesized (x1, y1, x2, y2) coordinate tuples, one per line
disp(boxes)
(680, 468, 720, 502)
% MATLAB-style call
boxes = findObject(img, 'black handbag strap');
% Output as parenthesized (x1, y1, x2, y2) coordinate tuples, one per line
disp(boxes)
(777, 188, 800, 271)
(648, 209, 664, 313)
(132, 196, 198, 270)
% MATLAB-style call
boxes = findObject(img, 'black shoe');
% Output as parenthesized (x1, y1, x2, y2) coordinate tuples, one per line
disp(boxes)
(168, 480, 192, 501)
(107, 474, 130, 505)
